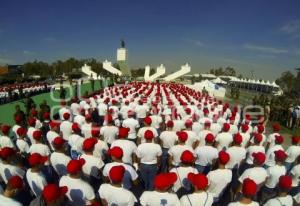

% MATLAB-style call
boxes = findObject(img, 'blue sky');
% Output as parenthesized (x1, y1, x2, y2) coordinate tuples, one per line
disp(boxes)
(0, 0, 300, 80)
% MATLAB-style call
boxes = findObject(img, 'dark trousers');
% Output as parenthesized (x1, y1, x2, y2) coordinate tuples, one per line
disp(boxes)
(139, 163, 158, 191)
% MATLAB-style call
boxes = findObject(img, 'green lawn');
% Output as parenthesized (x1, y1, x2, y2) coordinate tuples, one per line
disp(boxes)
(0, 81, 103, 125)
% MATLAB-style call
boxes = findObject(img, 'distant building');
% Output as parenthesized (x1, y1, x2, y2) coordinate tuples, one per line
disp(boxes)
(0, 65, 23, 75)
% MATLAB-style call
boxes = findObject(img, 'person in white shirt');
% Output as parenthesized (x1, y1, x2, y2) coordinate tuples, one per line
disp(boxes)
(50, 137, 71, 177)
(265, 135, 284, 167)
(215, 123, 233, 151)
(0, 125, 15, 149)
(73, 109, 86, 127)
(58, 101, 71, 121)
(26, 153, 48, 197)
(136, 130, 162, 190)
(198, 121, 213, 146)
(91, 127, 109, 160)
(194, 133, 218, 174)
(0, 147, 25, 184)
(180, 173, 214, 206)
(285, 136, 300, 172)
(207, 151, 232, 201)
(239, 124, 251, 148)
(59, 159, 96, 206)
(99, 165, 137, 206)
(159, 120, 177, 172)
(140, 172, 180, 206)
(135, 100, 149, 125)
(103, 146, 138, 190)
(80, 138, 104, 182)
(266, 123, 281, 150)
(100, 115, 118, 146)
(261, 150, 287, 202)
(81, 114, 93, 138)
(119, 100, 131, 120)
(170, 150, 198, 193)
(27, 117, 37, 145)
(226, 133, 247, 170)
(263, 175, 294, 206)
(137, 116, 158, 144)
(122, 110, 140, 141)
(28, 130, 51, 158)
(0, 176, 23, 206)
(60, 113, 72, 141)
(238, 152, 268, 195)
(46, 121, 60, 151)
(229, 178, 259, 206)
(110, 127, 137, 165)
(168, 131, 194, 167)
(40, 183, 68, 206)
(15, 127, 29, 154)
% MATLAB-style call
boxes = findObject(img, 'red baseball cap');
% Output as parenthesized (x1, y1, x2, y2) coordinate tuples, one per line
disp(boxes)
(32, 130, 42, 141)
(14, 115, 22, 124)
(180, 150, 195, 164)
(272, 123, 281, 132)
(177, 131, 188, 142)
(52, 137, 66, 148)
(109, 165, 125, 183)
(166, 120, 174, 128)
(292, 136, 300, 144)
(43, 112, 50, 120)
(233, 133, 243, 145)
(253, 133, 263, 143)
(185, 120, 193, 128)
(91, 127, 100, 137)
(204, 121, 211, 127)
(28, 117, 36, 127)
(82, 138, 98, 152)
(242, 178, 257, 196)
(72, 123, 81, 132)
(1, 125, 11, 135)
(49, 121, 59, 129)
(218, 151, 230, 165)
(42, 184, 68, 203)
(257, 124, 264, 133)
(252, 152, 266, 165)
(275, 135, 284, 144)
(223, 123, 230, 132)
(185, 108, 191, 114)
(144, 116, 152, 125)
(29, 153, 48, 167)
(187, 173, 208, 190)
(7, 175, 23, 189)
(274, 150, 287, 162)
(63, 113, 70, 120)
(118, 127, 129, 139)
(0, 147, 15, 159)
(205, 133, 215, 143)
(108, 146, 123, 159)
(67, 159, 85, 175)
(278, 175, 292, 191)
(154, 173, 177, 190)
(16, 127, 27, 137)
(241, 124, 249, 132)
(144, 130, 154, 140)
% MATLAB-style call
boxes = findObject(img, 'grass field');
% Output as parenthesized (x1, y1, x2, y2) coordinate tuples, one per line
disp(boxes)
(0, 81, 103, 125)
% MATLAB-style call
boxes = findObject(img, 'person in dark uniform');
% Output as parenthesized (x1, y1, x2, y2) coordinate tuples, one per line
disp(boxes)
(59, 86, 66, 100)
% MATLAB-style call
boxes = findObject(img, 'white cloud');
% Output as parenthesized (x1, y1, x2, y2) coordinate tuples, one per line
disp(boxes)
(280, 20, 300, 39)
(182, 38, 204, 47)
(44, 37, 56, 42)
(244, 43, 288, 54)
(23, 50, 35, 55)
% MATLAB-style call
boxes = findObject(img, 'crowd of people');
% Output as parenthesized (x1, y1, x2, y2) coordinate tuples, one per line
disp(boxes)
(0, 82, 53, 105)
(0, 81, 299, 206)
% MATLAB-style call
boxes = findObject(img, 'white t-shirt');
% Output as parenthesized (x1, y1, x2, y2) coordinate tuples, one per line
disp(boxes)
(122, 118, 140, 140)
(59, 175, 95, 206)
(173, 120, 185, 132)
(135, 105, 149, 119)
(215, 132, 233, 151)
(170, 166, 198, 192)
(26, 169, 47, 197)
(226, 146, 246, 169)
(290, 164, 300, 187)
(207, 169, 232, 197)
(100, 126, 118, 144)
(0, 135, 15, 149)
(80, 154, 104, 178)
(192, 122, 203, 135)
(267, 132, 280, 148)
(184, 130, 198, 147)
(137, 127, 158, 143)
(50, 152, 71, 176)
(246, 145, 265, 165)
(68, 134, 84, 152)
(240, 132, 251, 148)
(99, 184, 137, 206)
(150, 115, 163, 129)
(210, 123, 221, 136)
(228, 201, 259, 206)
(197, 130, 213, 146)
(140, 191, 180, 206)
(263, 195, 294, 206)
(265, 165, 286, 188)
(98, 103, 108, 116)
(168, 145, 194, 166)
(239, 167, 268, 185)
(285, 145, 300, 163)
(27, 127, 36, 144)
(195, 145, 218, 166)
(12, 124, 21, 140)
(16, 139, 29, 153)
(265, 145, 284, 167)
(159, 131, 178, 149)
(46, 130, 59, 151)
(180, 192, 214, 206)
(74, 114, 86, 127)
(0, 163, 25, 183)
(111, 139, 137, 164)
(28, 143, 50, 157)
(81, 122, 92, 138)
(0, 195, 22, 206)
(93, 140, 109, 160)
(102, 162, 138, 181)
(60, 120, 73, 140)
(136, 143, 162, 164)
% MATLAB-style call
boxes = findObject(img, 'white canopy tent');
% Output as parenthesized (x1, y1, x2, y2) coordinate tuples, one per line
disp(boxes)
(211, 77, 227, 84)
(187, 79, 226, 98)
